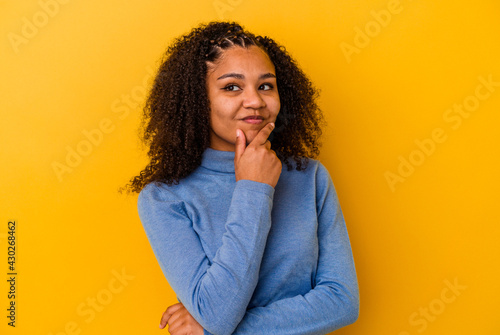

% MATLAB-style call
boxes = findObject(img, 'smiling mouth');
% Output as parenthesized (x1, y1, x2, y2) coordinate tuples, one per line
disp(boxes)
(241, 116, 264, 124)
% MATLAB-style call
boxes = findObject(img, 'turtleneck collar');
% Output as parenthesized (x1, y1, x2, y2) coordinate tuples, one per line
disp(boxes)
(200, 148, 236, 173)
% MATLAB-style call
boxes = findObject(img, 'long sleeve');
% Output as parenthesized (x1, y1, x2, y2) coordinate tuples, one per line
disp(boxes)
(231, 163, 359, 334)
(138, 179, 275, 335)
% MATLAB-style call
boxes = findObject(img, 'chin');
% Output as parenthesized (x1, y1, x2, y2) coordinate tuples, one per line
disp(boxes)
(243, 130, 260, 144)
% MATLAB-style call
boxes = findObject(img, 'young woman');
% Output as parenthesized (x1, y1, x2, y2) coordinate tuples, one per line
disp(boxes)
(128, 21, 359, 335)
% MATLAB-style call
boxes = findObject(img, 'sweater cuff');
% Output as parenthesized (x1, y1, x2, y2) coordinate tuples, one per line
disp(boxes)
(235, 179, 275, 199)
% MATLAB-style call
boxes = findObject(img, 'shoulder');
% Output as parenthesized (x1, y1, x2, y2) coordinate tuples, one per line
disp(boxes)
(277, 157, 334, 199)
(292, 157, 338, 200)
(136, 181, 198, 233)
(137, 181, 185, 214)
(138, 182, 169, 203)
(281, 156, 332, 183)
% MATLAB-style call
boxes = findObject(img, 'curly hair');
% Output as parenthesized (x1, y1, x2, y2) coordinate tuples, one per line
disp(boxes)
(124, 21, 324, 194)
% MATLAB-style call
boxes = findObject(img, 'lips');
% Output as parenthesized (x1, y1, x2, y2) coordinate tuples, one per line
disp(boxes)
(241, 115, 264, 124)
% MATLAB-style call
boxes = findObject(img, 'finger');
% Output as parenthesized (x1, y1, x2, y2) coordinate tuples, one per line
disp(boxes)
(159, 303, 183, 329)
(166, 308, 189, 334)
(165, 314, 183, 334)
(250, 122, 275, 146)
(159, 310, 172, 329)
(234, 128, 247, 162)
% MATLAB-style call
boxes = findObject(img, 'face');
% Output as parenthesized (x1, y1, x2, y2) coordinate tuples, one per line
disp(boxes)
(206, 45, 280, 151)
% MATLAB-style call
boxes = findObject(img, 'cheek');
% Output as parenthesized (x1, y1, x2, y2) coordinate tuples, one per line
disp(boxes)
(269, 96, 281, 120)
(210, 102, 235, 133)
(209, 98, 226, 122)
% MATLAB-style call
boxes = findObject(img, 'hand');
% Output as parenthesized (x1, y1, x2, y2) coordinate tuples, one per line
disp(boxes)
(234, 123, 282, 188)
(159, 303, 204, 335)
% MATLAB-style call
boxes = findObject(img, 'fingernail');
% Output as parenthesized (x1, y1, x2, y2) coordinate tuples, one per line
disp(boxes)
(236, 129, 240, 138)
(269, 123, 275, 129)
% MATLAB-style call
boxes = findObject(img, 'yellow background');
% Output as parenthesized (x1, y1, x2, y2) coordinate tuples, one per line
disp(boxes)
(1, 0, 499, 334)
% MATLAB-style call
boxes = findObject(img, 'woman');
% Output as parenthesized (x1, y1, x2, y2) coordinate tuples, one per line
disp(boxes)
(128, 21, 359, 334)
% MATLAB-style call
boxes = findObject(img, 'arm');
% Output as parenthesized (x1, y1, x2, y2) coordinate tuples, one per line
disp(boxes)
(138, 179, 274, 335)
(232, 163, 359, 334)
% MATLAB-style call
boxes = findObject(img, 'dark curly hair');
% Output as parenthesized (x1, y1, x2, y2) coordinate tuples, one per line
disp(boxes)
(124, 21, 324, 194)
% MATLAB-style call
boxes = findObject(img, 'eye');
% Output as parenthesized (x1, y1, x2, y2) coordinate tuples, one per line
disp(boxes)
(223, 84, 241, 91)
(259, 83, 274, 91)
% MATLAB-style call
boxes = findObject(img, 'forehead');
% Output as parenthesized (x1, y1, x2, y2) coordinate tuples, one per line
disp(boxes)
(206, 45, 275, 77)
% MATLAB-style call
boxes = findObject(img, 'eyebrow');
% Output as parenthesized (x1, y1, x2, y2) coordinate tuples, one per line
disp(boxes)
(216, 72, 276, 80)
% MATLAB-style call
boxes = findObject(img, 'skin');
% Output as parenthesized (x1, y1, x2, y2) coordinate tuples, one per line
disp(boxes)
(160, 303, 202, 335)
(160, 46, 283, 334)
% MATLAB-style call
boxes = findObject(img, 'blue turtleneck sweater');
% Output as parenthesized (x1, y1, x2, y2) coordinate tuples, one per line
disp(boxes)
(137, 148, 359, 335)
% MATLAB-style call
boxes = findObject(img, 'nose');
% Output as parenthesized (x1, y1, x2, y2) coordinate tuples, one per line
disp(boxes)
(242, 87, 266, 109)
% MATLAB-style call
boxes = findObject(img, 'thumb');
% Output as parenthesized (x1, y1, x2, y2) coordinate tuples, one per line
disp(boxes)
(234, 129, 246, 162)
